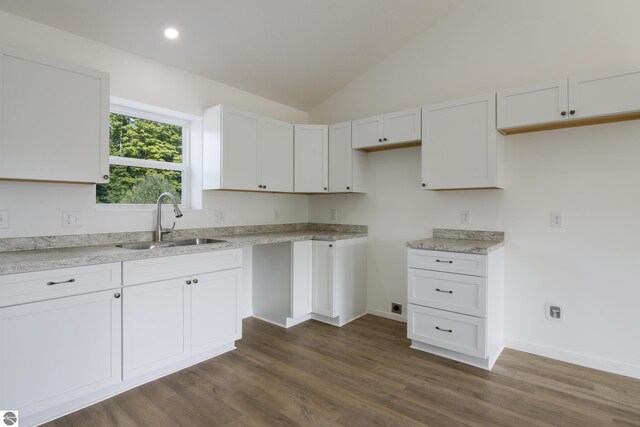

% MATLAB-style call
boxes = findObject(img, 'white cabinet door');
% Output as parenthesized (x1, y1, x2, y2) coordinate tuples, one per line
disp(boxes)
(291, 240, 312, 318)
(383, 107, 421, 144)
(123, 278, 190, 380)
(221, 107, 261, 191)
(497, 79, 569, 131)
(329, 121, 352, 192)
(312, 241, 336, 317)
(0, 290, 121, 417)
(569, 67, 640, 120)
(0, 46, 109, 184)
(352, 115, 383, 149)
(294, 125, 328, 193)
(422, 93, 504, 190)
(261, 118, 293, 192)
(191, 269, 241, 356)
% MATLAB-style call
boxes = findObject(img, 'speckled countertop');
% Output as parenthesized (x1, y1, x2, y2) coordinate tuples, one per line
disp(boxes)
(407, 228, 504, 254)
(0, 223, 367, 275)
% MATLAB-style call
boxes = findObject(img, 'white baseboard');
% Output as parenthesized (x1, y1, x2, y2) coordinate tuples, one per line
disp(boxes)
(505, 338, 640, 380)
(366, 307, 407, 323)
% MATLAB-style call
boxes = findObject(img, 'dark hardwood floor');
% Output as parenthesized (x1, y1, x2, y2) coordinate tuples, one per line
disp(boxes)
(46, 315, 640, 426)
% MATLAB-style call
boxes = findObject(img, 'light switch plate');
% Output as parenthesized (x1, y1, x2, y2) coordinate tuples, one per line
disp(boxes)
(0, 210, 8, 229)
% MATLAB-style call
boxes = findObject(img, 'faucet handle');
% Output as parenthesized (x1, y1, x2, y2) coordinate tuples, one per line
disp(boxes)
(162, 222, 176, 234)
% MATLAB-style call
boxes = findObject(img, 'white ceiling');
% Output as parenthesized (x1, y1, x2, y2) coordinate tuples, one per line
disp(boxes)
(0, 0, 460, 111)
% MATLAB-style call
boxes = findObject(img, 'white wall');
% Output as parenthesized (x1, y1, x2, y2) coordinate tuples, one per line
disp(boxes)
(309, 0, 640, 378)
(0, 11, 309, 238)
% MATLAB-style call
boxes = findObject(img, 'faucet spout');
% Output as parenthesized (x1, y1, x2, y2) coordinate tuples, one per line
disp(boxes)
(155, 192, 183, 242)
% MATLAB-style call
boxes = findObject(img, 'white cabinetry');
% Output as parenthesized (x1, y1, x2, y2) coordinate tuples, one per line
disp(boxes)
(122, 249, 242, 379)
(407, 248, 504, 370)
(329, 121, 366, 193)
(203, 105, 293, 192)
(352, 108, 421, 151)
(0, 265, 122, 421)
(311, 238, 367, 326)
(497, 67, 640, 134)
(294, 124, 329, 193)
(421, 93, 504, 190)
(0, 46, 109, 184)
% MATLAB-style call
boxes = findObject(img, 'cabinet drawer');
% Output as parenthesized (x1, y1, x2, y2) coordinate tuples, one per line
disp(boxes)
(408, 304, 487, 359)
(407, 249, 487, 277)
(123, 249, 242, 286)
(408, 268, 487, 318)
(0, 263, 121, 307)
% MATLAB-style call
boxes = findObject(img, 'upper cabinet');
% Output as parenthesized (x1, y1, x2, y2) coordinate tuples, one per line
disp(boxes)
(422, 93, 504, 191)
(498, 67, 640, 134)
(352, 107, 421, 151)
(203, 105, 294, 192)
(0, 46, 109, 184)
(328, 122, 366, 193)
(294, 125, 329, 193)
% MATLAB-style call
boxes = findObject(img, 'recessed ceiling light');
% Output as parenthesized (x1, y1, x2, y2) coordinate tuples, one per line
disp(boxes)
(164, 27, 179, 40)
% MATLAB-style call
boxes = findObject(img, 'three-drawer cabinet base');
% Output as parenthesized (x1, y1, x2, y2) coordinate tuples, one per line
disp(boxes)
(407, 247, 504, 371)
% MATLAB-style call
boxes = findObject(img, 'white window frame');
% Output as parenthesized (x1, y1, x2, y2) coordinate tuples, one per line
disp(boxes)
(96, 97, 202, 211)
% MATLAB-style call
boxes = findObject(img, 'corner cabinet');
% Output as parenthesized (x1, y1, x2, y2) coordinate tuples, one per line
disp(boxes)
(497, 66, 640, 134)
(328, 121, 366, 193)
(352, 107, 421, 151)
(0, 46, 110, 184)
(421, 93, 504, 190)
(294, 124, 329, 193)
(203, 105, 294, 192)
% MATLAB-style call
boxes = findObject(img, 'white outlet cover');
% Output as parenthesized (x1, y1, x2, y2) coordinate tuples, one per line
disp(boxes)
(550, 212, 563, 227)
(330, 208, 338, 221)
(0, 210, 8, 229)
(460, 210, 470, 224)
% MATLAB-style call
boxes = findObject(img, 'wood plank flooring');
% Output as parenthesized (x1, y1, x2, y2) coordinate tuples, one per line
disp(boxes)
(45, 315, 640, 426)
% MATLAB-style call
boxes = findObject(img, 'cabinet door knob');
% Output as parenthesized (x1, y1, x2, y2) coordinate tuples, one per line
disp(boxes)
(346, 186, 350, 190)
(421, 183, 426, 187)
(323, 187, 327, 191)
(258, 185, 263, 189)
(103, 175, 109, 180)
(570, 110, 576, 115)
(193, 279, 199, 284)
(186, 280, 192, 285)
(378, 138, 382, 142)
(329, 244, 333, 248)
(114, 293, 121, 299)
(561, 111, 567, 116)
(263, 185, 266, 189)
(383, 137, 388, 142)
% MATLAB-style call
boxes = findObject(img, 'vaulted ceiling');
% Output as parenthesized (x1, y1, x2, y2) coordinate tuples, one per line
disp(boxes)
(0, 0, 461, 110)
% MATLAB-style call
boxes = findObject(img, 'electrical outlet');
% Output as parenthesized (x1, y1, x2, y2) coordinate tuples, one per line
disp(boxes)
(330, 208, 338, 221)
(62, 210, 82, 228)
(0, 210, 8, 229)
(550, 212, 563, 227)
(545, 303, 564, 321)
(460, 210, 470, 224)
(273, 208, 280, 220)
(391, 302, 403, 315)
(213, 209, 225, 223)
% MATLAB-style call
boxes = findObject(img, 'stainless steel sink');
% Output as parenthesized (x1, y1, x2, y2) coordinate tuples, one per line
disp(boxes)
(116, 238, 226, 250)
(172, 238, 226, 246)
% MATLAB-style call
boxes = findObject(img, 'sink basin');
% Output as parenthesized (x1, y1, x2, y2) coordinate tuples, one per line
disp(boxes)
(116, 238, 226, 250)
(172, 238, 226, 246)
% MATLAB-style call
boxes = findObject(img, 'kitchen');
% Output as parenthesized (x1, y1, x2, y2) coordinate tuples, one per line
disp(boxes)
(1, 0, 640, 425)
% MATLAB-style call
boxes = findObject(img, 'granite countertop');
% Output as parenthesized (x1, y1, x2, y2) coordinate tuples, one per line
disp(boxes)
(0, 223, 367, 275)
(407, 228, 504, 254)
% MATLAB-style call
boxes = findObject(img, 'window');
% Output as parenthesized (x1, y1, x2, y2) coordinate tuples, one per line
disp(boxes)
(96, 102, 190, 206)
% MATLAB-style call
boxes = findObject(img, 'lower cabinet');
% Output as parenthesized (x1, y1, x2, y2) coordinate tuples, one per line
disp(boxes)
(0, 289, 122, 419)
(407, 247, 504, 370)
(311, 238, 368, 326)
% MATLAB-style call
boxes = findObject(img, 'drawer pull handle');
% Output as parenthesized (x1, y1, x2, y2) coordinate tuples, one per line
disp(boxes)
(46, 278, 76, 286)
(435, 259, 453, 264)
(436, 288, 453, 294)
(435, 326, 453, 333)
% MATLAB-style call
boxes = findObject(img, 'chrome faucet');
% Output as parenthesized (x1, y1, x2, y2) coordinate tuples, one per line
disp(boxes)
(155, 192, 183, 242)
